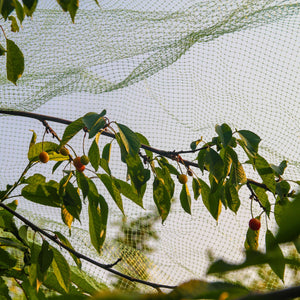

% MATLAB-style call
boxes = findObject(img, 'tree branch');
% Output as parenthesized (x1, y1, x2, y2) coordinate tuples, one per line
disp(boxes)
(0, 201, 176, 290)
(237, 285, 300, 300)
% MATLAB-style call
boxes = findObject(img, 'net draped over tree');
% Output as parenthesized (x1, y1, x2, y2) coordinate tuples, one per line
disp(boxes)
(0, 0, 299, 293)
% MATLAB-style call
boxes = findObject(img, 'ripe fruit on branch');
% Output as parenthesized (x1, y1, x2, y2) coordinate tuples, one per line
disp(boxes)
(39, 151, 49, 163)
(249, 218, 261, 231)
(73, 157, 85, 172)
(178, 174, 188, 184)
(59, 147, 69, 156)
(80, 155, 89, 165)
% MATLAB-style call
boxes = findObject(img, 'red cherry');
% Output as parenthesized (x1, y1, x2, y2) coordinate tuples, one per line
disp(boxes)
(249, 218, 261, 231)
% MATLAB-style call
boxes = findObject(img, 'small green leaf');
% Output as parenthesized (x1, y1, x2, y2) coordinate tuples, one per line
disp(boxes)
(155, 165, 175, 198)
(102, 142, 112, 162)
(13, 0, 25, 23)
(51, 246, 71, 293)
(0, 43, 6, 56)
(1, 0, 14, 19)
(83, 111, 106, 139)
(190, 137, 203, 150)
(22, 178, 61, 207)
(153, 177, 171, 223)
(68, 0, 79, 23)
(87, 180, 108, 253)
(59, 117, 85, 148)
(276, 180, 290, 200)
(197, 148, 207, 172)
(274, 196, 290, 227)
(22, 0, 38, 17)
(116, 123, 141, 157)
(62, 182, 82, 221)
(224, 181, 240, 213)
(6, 38, 24, 85)
(204, 148, 224, 183)
(270, 160, 288, 176)
(237, 130, 261, 156)
(114, 178, 143, 208)
(215, 123, 232, 148)
(76, 171, 89, 199)
(98, 173, 124, 214)
(157, 157, 180, 176)
(38, 240, 53, 277)
(0, 247, 17, 269)
(266, 230, 285, 281)
(8, 16, 19, 32)
(88, 137, 100, 171)
(125, 154, 150, 197)
(54, 231, 81, 269)
(192, 178, 201, 200)
(252, 185, 271, 217)
(254, 154, 276, 193)
(276, 193, 300, 244)
(180, 183, 191, 214)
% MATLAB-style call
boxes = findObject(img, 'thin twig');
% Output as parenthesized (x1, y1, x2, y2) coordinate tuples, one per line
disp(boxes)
(0, 201, 176, 290)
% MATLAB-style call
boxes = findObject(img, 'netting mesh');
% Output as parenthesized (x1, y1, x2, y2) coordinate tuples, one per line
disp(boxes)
(0, 0, 299, 292)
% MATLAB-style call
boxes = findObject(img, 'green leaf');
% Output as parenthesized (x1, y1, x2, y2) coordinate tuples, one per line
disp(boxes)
(70, 266, 108, 295)
(276, 193, 300, 244)
(52, 161, 64, 174)
(1, 0, 14, 19)
(254, 154, 276, 193)
(88, 137, 100, 171)
(83, 111, 106, 139)
(125, 154, 150, 197)
(192, 178, 201, 200)
(38, 240, 53, 279)
(153, 177, 171, 223)
(29, 241, 39, 287)
(204, 148, 224, 183)
(98, 173, 123, 214)
(271, 160, 288, 176)
(0, 43, 6, 56)
(276, 180, 290, 200)
(180, 183, 191, 214)
(13, 0, 25, 23)
(114, 178, 143, 208)
(251, 185, 271, 217)
(244, 217, 260, 251)
(116, 123, 141, 157)
(54, 231, 81, 269)
(0, 247, 17, 269)
(68, 0, 79, 23)
(157, 157, 180, 176)
(0, 236, 28, 251)
(155, 166, 175, 198)
(0, 277, 11, 299)
(215, 123, 232, 148)
(135, 132, 153, 159)
(28, 141, 68, 162)
(266, 230, 285, 281)
(190, 138, 203, 151)
(59, 117, 85, 148)
(62, 182, 82, 221)
(198, 178, 221, 221)
(237, 130, 261, 156)
(6, 38, 24, 85)
(22, 178, 61, 207)
(102, 142, 111, 162)
(8, 15, 19, 32)
(76, 171, 89, 199)
(87, 180, 108, 253)
(22, 0, 38, 17)
(274, 196, 290, 227)
(224, 180, 240, 213)
(197, 148, 207, 173)
(51, 246, 71, 293)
